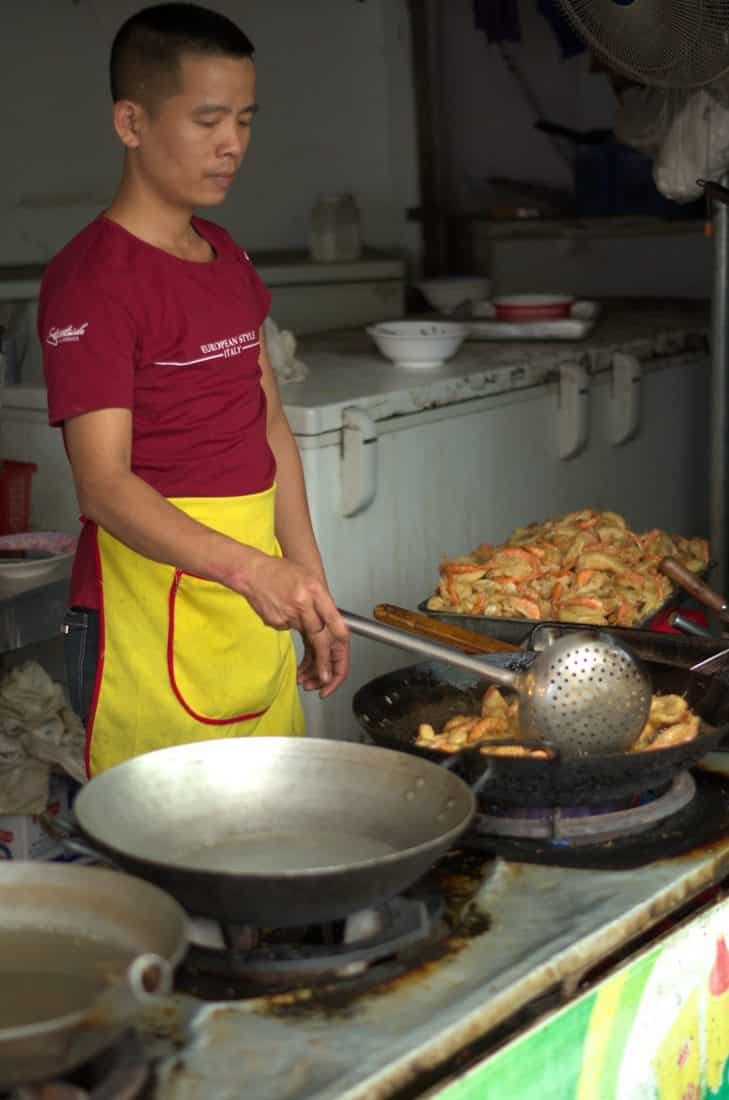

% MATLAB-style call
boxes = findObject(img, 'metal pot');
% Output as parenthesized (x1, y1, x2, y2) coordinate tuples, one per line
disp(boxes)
(352, 659, 729, 806)
(72, 737, 476, 926)
(0, 862, 188, 1088)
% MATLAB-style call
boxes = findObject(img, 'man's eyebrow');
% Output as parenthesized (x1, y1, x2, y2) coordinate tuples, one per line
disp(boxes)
(192, 102, 260, 116)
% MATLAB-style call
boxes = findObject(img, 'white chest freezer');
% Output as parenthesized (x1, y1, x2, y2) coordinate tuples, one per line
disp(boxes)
(284, 304, 710, 739)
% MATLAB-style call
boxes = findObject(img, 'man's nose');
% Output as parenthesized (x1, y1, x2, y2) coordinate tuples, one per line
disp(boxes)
(218, 121, 244, 159)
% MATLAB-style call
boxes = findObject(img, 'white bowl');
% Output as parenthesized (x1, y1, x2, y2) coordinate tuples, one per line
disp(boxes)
(415, 277, 492, 314)
(366, 321, 467, 369)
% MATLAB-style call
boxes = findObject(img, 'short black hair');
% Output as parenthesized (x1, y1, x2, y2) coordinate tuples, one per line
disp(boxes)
(110, 3, 255, 109)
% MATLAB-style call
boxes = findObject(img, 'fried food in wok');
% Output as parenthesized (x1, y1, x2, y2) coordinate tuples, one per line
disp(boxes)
(416, 686, 701, 757)
(426, 508, 709, 627)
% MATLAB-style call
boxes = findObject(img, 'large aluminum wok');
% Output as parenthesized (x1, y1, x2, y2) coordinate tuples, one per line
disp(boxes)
(353, 659, 729, 806)
(73, 737, 476, 926)
(0, 863, 187, 1088)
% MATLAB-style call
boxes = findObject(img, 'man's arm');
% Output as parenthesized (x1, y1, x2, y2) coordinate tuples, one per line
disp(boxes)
(64, 406, 348, 689)
(259, 330, 350, 697)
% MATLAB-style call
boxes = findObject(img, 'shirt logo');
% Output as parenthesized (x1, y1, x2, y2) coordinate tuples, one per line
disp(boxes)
(46, 322, 89, 347)
(153, 330, 259, 368)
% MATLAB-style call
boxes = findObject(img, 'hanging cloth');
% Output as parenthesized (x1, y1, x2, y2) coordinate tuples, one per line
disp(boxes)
(474, 0, 521, 44)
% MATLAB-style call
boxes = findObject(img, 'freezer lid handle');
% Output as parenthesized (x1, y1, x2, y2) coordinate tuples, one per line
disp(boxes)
(557, 362, 589, 460)
(339, 406, 378, 518)
(608, 351, 641, 446)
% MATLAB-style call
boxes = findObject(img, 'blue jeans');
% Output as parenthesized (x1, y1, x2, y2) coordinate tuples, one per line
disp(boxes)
(63, 608, 100, 726)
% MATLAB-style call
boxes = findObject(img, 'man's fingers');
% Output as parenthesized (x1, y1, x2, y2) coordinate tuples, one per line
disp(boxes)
(297, 647, 319, 689)
(318, 638, 350, 699)
(310, 591, 349, 645)
(306, 627, 332, 686)
(299, 601, 327, 639)
(249, 565, 349, 695)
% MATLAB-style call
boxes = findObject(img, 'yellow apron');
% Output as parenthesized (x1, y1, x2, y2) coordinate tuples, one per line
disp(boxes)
(85, 484, 304, 776)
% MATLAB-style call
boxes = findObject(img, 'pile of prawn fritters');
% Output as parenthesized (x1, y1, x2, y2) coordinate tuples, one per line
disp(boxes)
(427, 509, 708, 627)
(416, 687, 701, 757)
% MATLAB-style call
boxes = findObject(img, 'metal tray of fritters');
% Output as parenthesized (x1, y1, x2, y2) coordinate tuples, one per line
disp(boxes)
(417, 587, 695, 647)
(413, 612, 725, 671)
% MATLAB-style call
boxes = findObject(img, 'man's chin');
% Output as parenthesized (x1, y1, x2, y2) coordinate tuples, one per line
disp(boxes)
(194, 192, 229, 208)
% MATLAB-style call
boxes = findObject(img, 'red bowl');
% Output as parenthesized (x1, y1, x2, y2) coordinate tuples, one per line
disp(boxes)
(493, 294, 575, 323)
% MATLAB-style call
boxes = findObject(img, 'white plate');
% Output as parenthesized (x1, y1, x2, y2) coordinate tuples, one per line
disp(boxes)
(0, 531, 77, 594)
(466, 301, 600, 342)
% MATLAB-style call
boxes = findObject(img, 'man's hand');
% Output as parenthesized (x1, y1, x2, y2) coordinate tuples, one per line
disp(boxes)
(297, 626, 350, 698)
(236, 553, 350, 694)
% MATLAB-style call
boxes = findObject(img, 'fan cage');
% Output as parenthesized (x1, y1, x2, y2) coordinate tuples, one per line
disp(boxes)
(557, 0, 729, 88)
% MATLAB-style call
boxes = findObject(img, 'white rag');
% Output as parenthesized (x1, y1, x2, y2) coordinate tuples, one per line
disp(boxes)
(263, 316, 308, 383)
(0, 661, 86, 814)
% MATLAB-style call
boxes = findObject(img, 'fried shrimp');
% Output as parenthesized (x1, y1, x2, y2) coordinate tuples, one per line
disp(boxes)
(415, 687, 702, 757)
(427, 509, 708, 627)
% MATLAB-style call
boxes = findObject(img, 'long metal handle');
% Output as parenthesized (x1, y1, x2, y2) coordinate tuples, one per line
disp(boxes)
(690, 646, 729, 676)
(340, 609, 518, 689)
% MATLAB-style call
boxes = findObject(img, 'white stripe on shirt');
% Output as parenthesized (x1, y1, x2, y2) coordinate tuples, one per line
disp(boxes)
(152, 352, 225, 366)
(152, 341, 260, 367)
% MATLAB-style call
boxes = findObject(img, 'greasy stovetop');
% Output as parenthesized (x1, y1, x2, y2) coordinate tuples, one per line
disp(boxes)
(141, 757, 729, 1100)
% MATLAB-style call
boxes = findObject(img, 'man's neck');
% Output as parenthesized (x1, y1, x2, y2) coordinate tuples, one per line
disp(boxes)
(105, 180, 206, 261)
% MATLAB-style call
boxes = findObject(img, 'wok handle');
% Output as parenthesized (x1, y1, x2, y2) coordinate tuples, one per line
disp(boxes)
(82, 954, 172, 1031)
(373, 604, 521, 655)
(660, 557, 729, 621)
(340, 609, 518, 690)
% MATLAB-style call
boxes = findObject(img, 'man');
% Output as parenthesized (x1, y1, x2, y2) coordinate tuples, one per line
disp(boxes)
(39, 2, 350, 776)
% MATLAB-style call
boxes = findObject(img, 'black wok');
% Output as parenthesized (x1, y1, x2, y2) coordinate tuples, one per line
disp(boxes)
(352, 659, 729, 807)
(72, 737, 475, 926)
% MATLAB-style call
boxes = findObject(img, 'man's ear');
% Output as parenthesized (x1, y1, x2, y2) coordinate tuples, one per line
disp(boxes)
(112, 99, 145, 149)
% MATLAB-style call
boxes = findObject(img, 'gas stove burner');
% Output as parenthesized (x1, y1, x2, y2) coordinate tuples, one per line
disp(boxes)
(461, 768, 729, 870)
(473, 772, 697, 846)
(180, 894, 445, 996)
(2, 1031, 148, 1100)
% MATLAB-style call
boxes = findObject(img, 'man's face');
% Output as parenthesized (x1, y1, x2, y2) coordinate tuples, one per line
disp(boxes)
(129, 53, 257, 209)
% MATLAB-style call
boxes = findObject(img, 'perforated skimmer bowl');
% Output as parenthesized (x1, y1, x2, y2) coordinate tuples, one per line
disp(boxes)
(516, 632, 653, 756)
(342, 613, 652, 758)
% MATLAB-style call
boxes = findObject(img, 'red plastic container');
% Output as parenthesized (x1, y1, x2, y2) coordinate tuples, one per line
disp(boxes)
(0, 460, 37, 535)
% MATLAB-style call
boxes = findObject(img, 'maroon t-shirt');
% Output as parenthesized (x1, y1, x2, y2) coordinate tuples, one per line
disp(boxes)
(39, 215, 274, 609)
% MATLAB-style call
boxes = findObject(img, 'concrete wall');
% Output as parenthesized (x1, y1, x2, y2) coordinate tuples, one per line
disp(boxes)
(0, 0, 419, 264)
(439, 0, 617, 209)
(0, 1, 708, 296)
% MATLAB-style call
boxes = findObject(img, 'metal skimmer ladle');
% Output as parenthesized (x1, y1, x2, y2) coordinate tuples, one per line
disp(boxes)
(341, 611, 652, 757)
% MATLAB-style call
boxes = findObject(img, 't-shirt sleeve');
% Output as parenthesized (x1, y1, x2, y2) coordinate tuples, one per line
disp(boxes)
(38, 277, 137, 427)
(239, 249, 272, 330)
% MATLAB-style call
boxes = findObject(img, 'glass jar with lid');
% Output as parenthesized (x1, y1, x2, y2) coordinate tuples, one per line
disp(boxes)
(309, 193, 362, 262)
